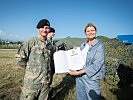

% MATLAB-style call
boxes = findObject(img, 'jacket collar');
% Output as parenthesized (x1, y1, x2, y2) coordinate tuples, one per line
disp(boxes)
(91, 39, 99, 47)
(81, 39, 99, 50)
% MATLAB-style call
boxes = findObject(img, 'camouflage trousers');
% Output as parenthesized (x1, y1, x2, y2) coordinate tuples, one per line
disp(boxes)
(20, 83, 50, 100)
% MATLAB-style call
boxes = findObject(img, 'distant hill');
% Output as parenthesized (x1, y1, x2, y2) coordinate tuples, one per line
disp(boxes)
(55, 36, 111, 49)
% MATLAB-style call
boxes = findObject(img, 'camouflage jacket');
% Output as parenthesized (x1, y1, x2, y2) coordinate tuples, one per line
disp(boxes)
(46, 37, 56, 74)
(15, 36, 54, 85)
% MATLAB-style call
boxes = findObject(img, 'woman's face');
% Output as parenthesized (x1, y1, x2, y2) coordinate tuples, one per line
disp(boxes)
(85, 26, 96, 39)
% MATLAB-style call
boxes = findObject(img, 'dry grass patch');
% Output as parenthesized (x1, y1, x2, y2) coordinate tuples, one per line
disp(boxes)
(0, 49, 133, 100)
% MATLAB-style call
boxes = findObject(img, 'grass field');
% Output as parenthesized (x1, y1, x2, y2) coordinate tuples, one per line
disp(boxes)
(0, 49, 133, 100)
(0, 49, 24, 100)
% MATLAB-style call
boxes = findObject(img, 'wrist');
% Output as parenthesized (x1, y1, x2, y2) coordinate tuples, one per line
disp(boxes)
(78, 71, 80, 75)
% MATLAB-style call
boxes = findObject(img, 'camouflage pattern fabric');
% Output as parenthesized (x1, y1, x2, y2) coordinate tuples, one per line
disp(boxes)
(16, 36, 54, 100)
(46, 37, 56, 85)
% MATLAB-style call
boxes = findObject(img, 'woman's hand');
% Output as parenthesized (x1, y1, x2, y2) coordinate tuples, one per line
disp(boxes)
(68, 69, 86, 76)
(68, 70, 80, 76)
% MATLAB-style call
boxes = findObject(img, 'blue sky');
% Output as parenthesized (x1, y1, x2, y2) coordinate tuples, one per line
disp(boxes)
(0, 0, 133, 41)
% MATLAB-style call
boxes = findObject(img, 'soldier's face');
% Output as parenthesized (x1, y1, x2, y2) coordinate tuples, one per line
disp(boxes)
(48, 32, 55, 38)
(39, 26, 50, 37)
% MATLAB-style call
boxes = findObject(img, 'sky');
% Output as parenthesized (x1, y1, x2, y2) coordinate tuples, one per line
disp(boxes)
(0, 0, 133, 41)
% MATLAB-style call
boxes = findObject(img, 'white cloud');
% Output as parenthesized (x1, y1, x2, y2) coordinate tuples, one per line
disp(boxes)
(0, 30, 25, 41)
(0, 30, 7, 39)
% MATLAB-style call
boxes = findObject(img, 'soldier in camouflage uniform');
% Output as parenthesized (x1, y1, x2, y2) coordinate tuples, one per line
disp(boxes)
(47, 27, 56, 86)
(16, 19, 54, 100)
(47, 27, 55, 44)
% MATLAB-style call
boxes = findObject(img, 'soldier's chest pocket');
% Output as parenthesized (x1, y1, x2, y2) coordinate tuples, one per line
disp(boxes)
(29, 47, 45, 61)
(32, 46, 44, 55)
(31, 46, 51, 59)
